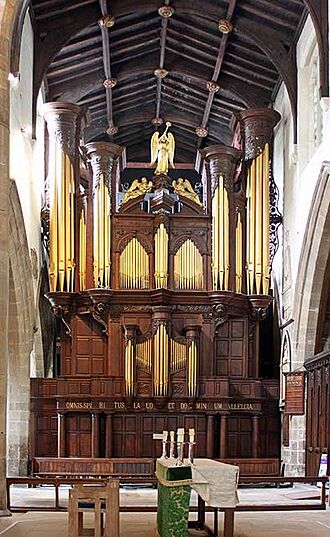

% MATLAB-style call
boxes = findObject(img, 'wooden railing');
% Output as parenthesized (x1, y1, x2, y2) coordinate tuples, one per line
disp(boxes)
(6, 475, 328, 513)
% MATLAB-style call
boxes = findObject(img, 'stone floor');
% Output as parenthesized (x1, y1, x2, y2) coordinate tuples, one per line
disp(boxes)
(0, 485, 329, 536)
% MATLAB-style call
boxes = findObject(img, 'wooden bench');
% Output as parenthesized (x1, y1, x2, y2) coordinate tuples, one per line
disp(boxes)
(32, 457, 155, 480)
(68, 480, 119, 537)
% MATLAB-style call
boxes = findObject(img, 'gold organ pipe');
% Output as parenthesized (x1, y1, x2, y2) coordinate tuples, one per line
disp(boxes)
(65, 157, 71, 291)
(49, 142, 58, 292)
(79, 209, 86, 291)
(93, 186, 99, 287)
(154, 328, 159, 396)
(224, 185, 229, 290)
(105, 187, 111, 288)
(255, 151, 263, 294)
(219, 176, 224, 290)
(250, 159, 256, 294)
(57, 148, 65, 292)
(50, 146, 76, 293)
(188, 341, 198, 398)
(235, 212, 243, 293)
(125, 339, 134, 396)
(70, 165, 75, 292)
(262, 144, 270, 294)
(246, 174, 250, 294)
(211, 185, 219, 289)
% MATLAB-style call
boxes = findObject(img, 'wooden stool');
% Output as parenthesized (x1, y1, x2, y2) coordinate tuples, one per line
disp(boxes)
(68, 480, 119, 537)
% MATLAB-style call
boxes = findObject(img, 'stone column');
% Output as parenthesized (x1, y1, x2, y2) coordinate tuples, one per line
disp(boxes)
(57, 412, 66, 457)
(91, 413, 100, 458)
(201, 145, 242, 291)
(42, 103, 87, 293)
(84, 142, 122, 289)
(0, 0, 23, 515)
(219, 414, 228, 459)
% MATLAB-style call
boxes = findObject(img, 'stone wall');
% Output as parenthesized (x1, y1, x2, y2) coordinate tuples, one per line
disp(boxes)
(0, 0, 20, 515)
(273, 15, 330, 475)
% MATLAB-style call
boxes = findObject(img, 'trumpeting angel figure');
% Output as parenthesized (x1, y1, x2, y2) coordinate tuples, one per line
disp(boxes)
(150, 121, 175, 175)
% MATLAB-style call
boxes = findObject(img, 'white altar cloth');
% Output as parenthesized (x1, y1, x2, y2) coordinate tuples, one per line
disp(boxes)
(191, 459, 239, 508)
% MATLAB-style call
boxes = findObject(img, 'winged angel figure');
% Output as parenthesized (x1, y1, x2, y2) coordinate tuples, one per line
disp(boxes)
(150, 121, 175, 175)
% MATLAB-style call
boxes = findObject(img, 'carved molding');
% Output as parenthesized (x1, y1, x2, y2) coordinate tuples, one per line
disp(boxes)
(201, 144, 242, 196)
(90, 302, 108, 335)
(212, 303, 229, 326)
(170, 229, 208, 256)
(236, 108, 281, 160)
(269, 168, 283, 265)
(42, 102, 87, 159)
(84, 141, 122, 194)
(115, 229, 153, 255)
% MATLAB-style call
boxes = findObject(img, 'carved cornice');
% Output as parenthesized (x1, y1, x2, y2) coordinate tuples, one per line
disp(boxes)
(46, 292, 75, 336)
(42, 102, 88, 159)
(212, 303, 229, 326)
(248, 295, 273, 320)
(235, 108, 281, 160)
(87, 289, 113, 336)
(84, 141, 123, 194)
(201, 144, 242, 196)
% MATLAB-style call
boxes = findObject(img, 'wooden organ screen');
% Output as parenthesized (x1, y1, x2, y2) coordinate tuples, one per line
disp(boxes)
(32, 118, 283, 475)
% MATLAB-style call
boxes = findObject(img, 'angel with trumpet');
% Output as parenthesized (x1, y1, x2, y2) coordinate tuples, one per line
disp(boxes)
(150, 121, 175, 175)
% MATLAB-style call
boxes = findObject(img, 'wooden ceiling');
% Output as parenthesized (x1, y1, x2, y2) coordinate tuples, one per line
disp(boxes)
(31, 0, 306, 162)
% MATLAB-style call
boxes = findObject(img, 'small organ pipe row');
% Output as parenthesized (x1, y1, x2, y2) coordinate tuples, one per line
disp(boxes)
(123, 324, 199, 398)
(173, 239, 203, 290)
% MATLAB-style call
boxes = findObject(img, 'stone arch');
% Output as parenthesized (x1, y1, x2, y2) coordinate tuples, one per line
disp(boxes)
(0, 0, 24, 512)
(7, 180, 35, 476)
(293, 162, 330, 366)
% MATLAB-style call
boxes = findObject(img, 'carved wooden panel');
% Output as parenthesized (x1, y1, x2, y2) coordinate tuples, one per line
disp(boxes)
(63, 317, 108, 376)
(227, 416, 252, 457)
(113, 415, 138, 457)
(66, 413, 92, 457)
(35, 414, 58, 457)
(215, 319, 247, 377)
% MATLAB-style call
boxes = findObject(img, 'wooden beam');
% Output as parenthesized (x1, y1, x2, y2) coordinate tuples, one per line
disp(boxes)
(155, 0, 170, 118)
(195, 0, 238, 154)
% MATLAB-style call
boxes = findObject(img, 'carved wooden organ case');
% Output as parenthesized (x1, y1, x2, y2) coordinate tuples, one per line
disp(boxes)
(32, 104, 282, 464)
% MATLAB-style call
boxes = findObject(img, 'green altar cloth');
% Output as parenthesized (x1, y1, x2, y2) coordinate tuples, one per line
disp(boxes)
(156, 459, 192, 537)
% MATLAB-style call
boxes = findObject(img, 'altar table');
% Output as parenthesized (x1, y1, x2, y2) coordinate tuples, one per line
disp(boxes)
(156, 458, 239, 537)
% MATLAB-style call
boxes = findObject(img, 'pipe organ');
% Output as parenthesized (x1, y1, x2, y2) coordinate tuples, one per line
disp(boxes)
(32, 105, 282, 473)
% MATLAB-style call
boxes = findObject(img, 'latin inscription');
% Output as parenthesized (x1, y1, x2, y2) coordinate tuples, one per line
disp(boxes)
(65, 402, 92, 409)
(60, 400, 261, 412)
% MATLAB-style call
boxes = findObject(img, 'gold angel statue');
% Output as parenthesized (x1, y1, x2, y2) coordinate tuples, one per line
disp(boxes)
(172, 178, 202, 206)
(150, 121, 175, 175)
(122, 177, 153, 204)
